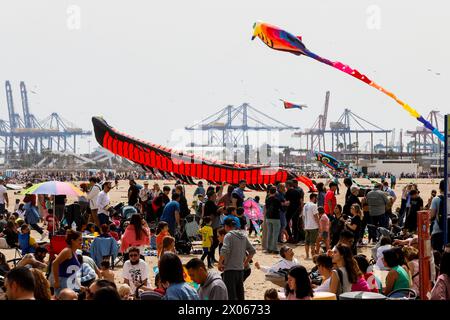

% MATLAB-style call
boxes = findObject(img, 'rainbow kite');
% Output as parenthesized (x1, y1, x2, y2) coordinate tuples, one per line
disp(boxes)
(252, 22, 444, 142)
(281, 99, 307, 110)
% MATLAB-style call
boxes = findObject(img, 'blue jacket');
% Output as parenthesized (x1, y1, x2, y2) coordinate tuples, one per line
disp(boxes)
(18, 233, 35, 255)
(89, 236, 118, 267)
(24, 203, 40, 225)
(162, 282, 199, 300)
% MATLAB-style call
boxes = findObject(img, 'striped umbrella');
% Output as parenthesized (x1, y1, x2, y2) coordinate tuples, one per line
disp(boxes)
(22, 181, 84, 197)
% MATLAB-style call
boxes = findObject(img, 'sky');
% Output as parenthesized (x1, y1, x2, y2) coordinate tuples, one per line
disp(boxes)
(0, 0, 449, 154)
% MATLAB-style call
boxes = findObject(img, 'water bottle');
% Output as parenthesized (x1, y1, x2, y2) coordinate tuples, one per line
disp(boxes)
(71, 221, 77, 231)
(362, 227, 369, 245)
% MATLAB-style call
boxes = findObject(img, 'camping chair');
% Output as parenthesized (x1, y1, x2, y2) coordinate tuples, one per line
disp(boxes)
(48, 235, 67, 262)
(6, 246, 23, 267)
(65, 203, 84, 231)
(89, 236, 119, 270)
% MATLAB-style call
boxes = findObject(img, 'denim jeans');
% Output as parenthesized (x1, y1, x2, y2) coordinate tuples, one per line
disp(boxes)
(266, 218, 281, 252)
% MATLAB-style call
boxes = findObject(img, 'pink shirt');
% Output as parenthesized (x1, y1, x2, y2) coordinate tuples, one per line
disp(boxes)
(319, 214, 330, 233)
(351, 276, 371, 292)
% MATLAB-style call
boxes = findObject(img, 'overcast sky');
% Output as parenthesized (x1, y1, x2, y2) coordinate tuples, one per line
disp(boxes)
(0, 0, 448, 154)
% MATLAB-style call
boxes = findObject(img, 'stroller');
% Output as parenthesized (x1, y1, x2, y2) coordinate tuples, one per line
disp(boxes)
(174, 216, 195, 255)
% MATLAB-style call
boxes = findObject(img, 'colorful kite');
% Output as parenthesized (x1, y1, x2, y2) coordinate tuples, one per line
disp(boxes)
(281, 99, 307, 110)
(252, 22, 444, 142)
(315, 151, 343, 171)
(92, 117, 314, 190)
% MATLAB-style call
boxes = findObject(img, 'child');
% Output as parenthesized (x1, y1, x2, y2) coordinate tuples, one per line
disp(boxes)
(99, 260, 115, 283)
(83, 223, 97, 236)
(109, 224, 120, 241)
(14, 199, 20, 213)
(264, 288, 280, 300)
(223, 207, 241, 228)
(160, 236, 176, 258)
(45, 208, 59, 237)
(156, 221, 170, 257)
(117, 283, 132, 300)
(18, 224, 38, 254)
(316, 207, 330, 253)
(15, 203, 25, 220)
(111, 212, 121, 228)
(153, 273, 165, 296)
(149, 227, 157, 250)
(236, 207, 247, 231)
(198, 216, 213, 268)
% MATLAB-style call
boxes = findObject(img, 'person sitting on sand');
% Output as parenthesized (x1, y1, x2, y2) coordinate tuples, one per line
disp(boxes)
(255, 246, 298, 274)
(264, 288, 280, 300)
(100, 260, 115, 283)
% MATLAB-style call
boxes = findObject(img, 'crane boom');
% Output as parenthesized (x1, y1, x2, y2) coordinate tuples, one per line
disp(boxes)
(20, 81, 32, 128)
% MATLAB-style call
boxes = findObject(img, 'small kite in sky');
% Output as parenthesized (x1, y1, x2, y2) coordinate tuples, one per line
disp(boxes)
(251, 21, 444, 142)
(280, 99, 307, 110)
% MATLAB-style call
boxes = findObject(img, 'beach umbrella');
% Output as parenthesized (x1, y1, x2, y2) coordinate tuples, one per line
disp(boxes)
(22, 181, 84, 197)
(243, 199, 263, 220)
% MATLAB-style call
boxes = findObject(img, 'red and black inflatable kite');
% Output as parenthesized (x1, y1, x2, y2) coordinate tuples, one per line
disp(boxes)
(92, 117, 316, 192)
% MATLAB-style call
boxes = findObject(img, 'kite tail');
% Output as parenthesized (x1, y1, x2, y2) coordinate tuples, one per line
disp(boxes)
(306, 51, 444, 142)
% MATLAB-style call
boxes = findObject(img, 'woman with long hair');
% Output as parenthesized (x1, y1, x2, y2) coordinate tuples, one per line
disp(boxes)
(51, 230, 82, 296)
(382, 248, 411, 295)
(30, 268, 51, 300)
(329, 244, 363, 294)
(0, 220, 19, 248)
(345, 204, 364, 254)
(159, 252, 199, 300)
(120, 213, 150, 257)
(284, 266, 314, 300)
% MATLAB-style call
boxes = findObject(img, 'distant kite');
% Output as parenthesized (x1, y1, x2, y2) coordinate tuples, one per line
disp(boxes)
(280, 99, 307, 110)
(251, 22, 444, 142)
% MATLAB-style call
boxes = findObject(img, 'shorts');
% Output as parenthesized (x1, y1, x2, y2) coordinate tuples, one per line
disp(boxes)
(321, 232, 329, 240)
(304, 229, 318, 245)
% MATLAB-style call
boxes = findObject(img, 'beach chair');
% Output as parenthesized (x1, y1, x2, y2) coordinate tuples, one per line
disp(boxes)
(386, 288, 417, 300)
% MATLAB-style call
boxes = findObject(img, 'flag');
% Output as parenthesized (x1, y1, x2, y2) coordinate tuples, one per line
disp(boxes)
(281, 99, 307, 110)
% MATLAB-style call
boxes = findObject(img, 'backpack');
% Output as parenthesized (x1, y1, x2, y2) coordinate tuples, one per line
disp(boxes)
(333, 268, 344, 299)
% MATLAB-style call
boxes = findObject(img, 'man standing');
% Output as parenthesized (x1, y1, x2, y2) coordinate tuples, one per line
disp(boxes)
(193, 181, 206, 198)
(404, 189, 423, 233)
(96, 181, 112, 225)
(86, 177, 101, 227)
(302, 193, 319, 260)
(285, 180, 302, 244)
(218, 218, 255, 300)
(430, 180, 446, 252)
(367, 183, 389, 239)
(324, 182, 338, 215)
(264, 186, 282, 254)
(186, 258, 228, 300)
(383, 181, 397, 204)
(175, 185, 190, 220)
(390, 174, 397, 190)
(231, 180, 246, 208)
(160, 193, 181, 236)
(122, 247, 149, 297)
(4, 267, 36, 300)
(139, 181, 152, 217)
(128, 180, 140, 207)
(0, 178, 9, 214)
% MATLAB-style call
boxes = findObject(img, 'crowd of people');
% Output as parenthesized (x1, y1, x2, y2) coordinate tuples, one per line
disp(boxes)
(0, 173, 449, 301)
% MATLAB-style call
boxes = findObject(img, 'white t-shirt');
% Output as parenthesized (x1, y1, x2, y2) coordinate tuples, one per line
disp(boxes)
(96, 191, 110, 216)
(122, 259, 149, 293)
(303, 202, 319, 230)
(376, 244, 392, 269)
(314, 276, 331, 292)
(0, 185, 7, 204)
(87, 184, 102, 210)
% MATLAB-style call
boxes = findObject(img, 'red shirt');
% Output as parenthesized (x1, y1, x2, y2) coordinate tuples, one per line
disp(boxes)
(323, 190, 336, 215)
